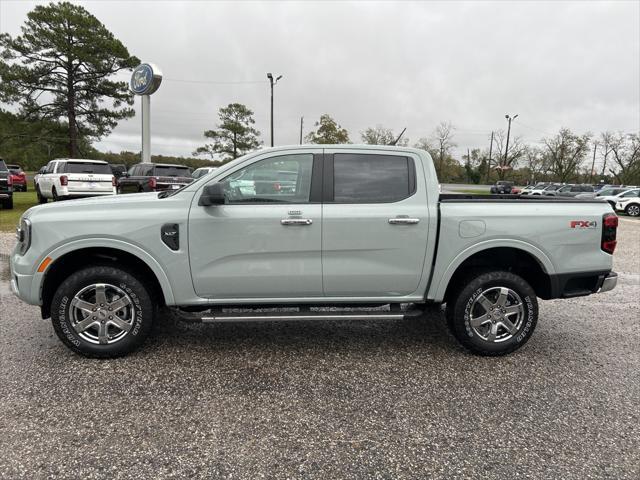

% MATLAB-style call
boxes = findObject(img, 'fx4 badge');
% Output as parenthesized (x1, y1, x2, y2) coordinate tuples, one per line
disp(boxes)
(570, 220, 597, 229)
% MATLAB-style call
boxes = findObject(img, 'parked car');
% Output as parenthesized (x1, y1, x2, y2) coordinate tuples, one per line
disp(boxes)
(614, 188, 640, 216)
(528, 183, 562, 195)
(540, 184, 564, 195)
(551, 184, 595, 197)
(35, 159, 116, 203)
(33, 166, 46, 190)
(490, 180, 514, 194)
(520, 182, 549, 195)
(10, 145, 618, 358)
(595, 188, 640, 209)
(6, 164, 27, 192)
(117, 163, 193, 193)
(109, 163, 128, 179)
(0, 159, 13, 209)
(192, 167, 218, 179)
(575, 186, 628, 200)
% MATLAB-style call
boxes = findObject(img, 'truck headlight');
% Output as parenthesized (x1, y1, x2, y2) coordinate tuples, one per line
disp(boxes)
(16, 217, 31, 255)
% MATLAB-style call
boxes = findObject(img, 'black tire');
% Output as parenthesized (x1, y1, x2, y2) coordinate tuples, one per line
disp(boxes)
(50, 265, 155, 358)
(445, 270, 538, 356)
(36, 186, 47, 204)
(23, 185, 27, 192)
(2, 197, 13, 209)
(52, 187, 58, 201)
(625, 203, 640, 217)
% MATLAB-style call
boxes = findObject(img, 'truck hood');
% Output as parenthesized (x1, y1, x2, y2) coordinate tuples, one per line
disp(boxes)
(24, 192, 184, 219)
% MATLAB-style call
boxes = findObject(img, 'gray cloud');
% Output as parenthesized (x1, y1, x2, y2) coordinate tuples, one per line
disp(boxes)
(1, 0, 638, 160)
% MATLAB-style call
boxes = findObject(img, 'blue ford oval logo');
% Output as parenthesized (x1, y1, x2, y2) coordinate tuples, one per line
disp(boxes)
(130, 64, 154, 95)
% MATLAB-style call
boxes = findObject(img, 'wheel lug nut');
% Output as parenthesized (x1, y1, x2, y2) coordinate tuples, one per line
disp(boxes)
(109, 316, 113, 320)
(100, 303, 104, 307)
(92, 316, 97, 320)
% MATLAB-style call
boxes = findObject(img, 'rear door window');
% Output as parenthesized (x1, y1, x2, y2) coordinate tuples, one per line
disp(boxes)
(332, 154, 414, 203)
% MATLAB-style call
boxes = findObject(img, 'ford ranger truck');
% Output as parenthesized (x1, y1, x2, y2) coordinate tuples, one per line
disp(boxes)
(9, 146, 618, 358)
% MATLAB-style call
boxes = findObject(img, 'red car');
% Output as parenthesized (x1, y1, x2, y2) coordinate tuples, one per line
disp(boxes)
(7, 164, 27, 192)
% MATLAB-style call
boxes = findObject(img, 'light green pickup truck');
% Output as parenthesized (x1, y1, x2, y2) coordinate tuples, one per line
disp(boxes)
(10, 146, 619, 358)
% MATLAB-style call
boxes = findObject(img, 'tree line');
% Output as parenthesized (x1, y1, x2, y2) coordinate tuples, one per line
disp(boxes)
(1, 2, 638, 185)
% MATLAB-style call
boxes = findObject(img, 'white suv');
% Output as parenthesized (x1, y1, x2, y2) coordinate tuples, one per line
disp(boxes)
(36, 159, 116, 203)
(614, 188, 640, 216)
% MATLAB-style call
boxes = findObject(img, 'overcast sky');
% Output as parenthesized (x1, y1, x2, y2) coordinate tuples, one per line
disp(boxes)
(1, 0, 639, 162)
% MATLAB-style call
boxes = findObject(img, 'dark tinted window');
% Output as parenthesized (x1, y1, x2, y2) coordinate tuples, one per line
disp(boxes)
(63, 162, 112, 174)
(154, 165, 191, 177)
(333, 154, 413, 203)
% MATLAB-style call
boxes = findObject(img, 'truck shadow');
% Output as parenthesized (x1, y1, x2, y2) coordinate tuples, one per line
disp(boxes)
(147, 308, 461, 356)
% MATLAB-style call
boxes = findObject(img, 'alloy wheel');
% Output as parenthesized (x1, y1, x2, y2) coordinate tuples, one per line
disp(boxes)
(469, 286, 525, 343)
(69, 283, 135, 345)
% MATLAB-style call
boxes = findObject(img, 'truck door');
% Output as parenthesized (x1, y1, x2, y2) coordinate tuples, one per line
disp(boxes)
(321, 150, 430, 297)
(188, 150, 324, 299)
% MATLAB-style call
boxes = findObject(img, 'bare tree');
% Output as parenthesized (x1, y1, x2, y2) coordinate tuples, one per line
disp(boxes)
(607, 133, 640, 185)
(599, 131, 615, 176)
(429, 122, 456, 177)
(492, 129, 526, 179)
(522, 146, 548, 183)
(542, 128, 591, 183)
(361, 125, 408, 146)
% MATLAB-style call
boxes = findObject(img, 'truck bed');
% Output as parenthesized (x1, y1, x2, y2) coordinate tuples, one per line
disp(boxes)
(439, 194, 605, 203)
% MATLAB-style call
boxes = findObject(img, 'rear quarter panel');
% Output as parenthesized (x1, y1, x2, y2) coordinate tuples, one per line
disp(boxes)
(428, 201, 615, 301)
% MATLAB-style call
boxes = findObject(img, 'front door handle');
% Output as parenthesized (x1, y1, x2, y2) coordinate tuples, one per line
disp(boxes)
(281, 218, 313, 226)
(388, 217, 420, 225)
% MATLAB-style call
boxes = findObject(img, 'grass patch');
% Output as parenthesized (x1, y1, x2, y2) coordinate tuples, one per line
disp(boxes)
(0, 190, 38, 232)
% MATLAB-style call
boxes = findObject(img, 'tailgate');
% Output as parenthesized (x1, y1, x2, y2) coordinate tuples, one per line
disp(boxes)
(68, 174, 113, 192)
(156, 176, 193, 190)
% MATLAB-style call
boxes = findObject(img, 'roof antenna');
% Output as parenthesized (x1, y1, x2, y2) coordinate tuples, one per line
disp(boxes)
(390, 127, 407, 146)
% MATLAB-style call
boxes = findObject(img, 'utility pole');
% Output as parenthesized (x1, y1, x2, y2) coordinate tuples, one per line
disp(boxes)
(267, 72, 283, 147)
(299, 116, 304, 144)
(487, 131, 494, 184)
(589, 141, 598, 183)
(504, 114, 518, 178)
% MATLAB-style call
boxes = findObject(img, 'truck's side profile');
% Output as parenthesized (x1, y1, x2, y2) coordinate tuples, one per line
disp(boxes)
(10, 146, 618, 357)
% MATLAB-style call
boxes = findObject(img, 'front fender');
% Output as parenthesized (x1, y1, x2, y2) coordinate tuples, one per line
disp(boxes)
(31, 238, 175, 306)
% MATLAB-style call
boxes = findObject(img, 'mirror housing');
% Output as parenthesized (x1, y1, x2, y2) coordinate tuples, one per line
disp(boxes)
(198, 183, 225, 206)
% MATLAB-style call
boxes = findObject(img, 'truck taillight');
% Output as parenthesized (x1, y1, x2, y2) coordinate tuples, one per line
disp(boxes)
(6, 175, 12, 186)
(149, 177, 157, 189)
(601, 213, 618, 254)
(112, 176, 117, 187)
(60, 175, 68, 186)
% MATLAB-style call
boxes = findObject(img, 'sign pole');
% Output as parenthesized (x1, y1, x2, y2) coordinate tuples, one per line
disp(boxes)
(130, 63, 162, 164)
(142, 95, 151, 163)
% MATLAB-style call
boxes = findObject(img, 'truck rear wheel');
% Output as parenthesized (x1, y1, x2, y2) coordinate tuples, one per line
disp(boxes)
(445, 270, 538, 356)
(50, 265, 155, 358)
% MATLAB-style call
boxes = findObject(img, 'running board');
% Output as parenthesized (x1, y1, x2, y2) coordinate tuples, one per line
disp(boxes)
(174, 307, 423, 323)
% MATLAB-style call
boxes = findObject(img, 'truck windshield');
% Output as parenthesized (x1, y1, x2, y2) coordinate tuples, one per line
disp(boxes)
(154, 166, 191, 177)
(64, 162, 112, 174)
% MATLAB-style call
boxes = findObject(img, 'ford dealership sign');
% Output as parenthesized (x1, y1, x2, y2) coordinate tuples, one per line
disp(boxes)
(130, 63, 162, 95)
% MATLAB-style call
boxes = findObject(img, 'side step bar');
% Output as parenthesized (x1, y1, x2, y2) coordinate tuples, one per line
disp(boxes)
(174, 307, 424, 323)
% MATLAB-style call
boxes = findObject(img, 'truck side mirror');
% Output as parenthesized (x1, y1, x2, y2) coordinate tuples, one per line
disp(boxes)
(198, 183, 226, 206)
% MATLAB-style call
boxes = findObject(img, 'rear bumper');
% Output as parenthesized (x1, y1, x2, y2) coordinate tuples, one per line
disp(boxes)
(548, 270, 617, 299)
(598, 272, 618, 293)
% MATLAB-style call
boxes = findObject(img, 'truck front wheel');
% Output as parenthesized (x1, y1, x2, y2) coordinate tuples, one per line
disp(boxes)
(446, 270, 538, 356)
(50, 265, 155, 358)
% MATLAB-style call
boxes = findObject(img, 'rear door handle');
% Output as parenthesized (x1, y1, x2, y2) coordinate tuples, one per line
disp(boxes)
(281, 218, 313, 226)
(388, 217, 420, 225)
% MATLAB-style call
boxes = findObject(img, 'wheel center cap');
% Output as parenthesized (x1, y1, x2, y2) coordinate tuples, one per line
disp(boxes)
(98, 309, 108, 319)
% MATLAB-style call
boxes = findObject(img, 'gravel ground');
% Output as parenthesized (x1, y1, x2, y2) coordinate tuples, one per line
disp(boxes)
(0, 220, 638, 479)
